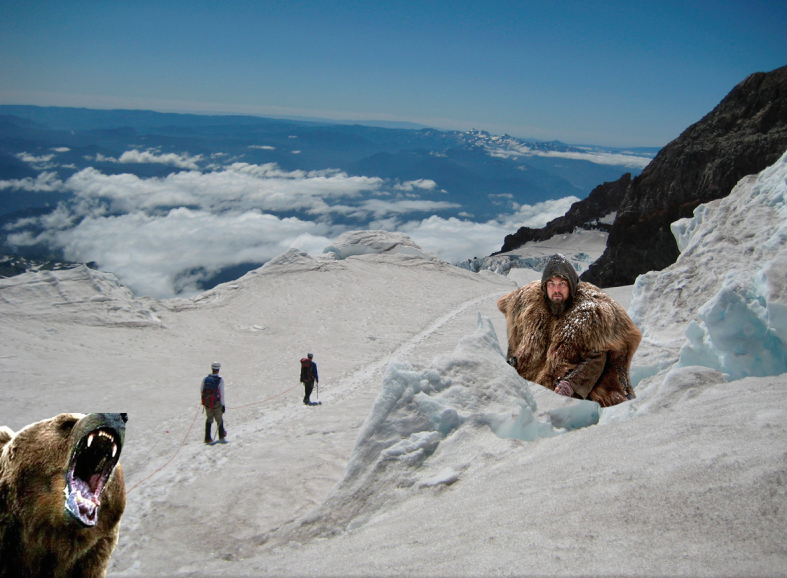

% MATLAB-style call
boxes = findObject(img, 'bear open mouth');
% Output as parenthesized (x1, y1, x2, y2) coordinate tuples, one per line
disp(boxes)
(64, 427, 121, 527)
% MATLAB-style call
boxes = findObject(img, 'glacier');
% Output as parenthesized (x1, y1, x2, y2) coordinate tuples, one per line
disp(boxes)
(630, 149, 787, 384)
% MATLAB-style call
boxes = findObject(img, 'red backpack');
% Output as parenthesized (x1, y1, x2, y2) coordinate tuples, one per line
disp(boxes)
(300, 358, 314, 382)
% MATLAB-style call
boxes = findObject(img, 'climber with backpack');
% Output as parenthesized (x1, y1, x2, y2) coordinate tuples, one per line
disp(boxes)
(201, 361, 227, 444)
(300, 353, 320, 405)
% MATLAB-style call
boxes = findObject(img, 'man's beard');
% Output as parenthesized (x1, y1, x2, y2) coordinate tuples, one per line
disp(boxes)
(548, 296, 570, 316)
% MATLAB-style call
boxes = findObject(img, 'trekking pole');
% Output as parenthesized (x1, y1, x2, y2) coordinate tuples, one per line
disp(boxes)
(315, 381, 319, 401)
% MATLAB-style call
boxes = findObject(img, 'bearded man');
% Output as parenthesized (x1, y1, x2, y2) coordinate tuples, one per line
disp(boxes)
(497, 254, 641, 407)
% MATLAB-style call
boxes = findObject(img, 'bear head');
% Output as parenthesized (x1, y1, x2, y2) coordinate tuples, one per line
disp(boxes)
(0, 412, 127, 577)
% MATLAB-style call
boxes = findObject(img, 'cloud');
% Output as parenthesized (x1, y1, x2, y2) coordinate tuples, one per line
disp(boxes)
(90, 153, 118, 162)
(51, 147, 71, 153)
(393, 179, 438, 192)
(9, 207, 337, 298)
(487, 145, 653, 169)
(117, 150, 204, 169)
(5, 159, 581, 298)
(534, 150, 652, 168)
(500, 196, 580, 228)
(249, 145, 276, 150)
(62, 164, 384, 215)
(6, 163, 442, 297)
(357, 199, 461, 218)
(15, 152, 58, 170)
(0, 171, 67, 192)
(16, 152, 55, 164)
(393, 196, 580, 264)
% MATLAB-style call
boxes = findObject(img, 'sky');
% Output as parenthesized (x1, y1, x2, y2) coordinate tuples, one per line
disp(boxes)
(1, 0, 786, 147)
(2, 143, 786, 575)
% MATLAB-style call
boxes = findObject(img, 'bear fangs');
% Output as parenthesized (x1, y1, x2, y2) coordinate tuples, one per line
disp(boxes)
(87, 430, 118, 457)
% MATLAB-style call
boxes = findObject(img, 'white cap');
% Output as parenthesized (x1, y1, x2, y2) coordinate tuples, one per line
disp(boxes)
(211, 362, 221, 370)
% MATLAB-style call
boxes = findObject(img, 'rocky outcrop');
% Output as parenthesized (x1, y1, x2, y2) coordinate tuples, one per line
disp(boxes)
(582, 64, 787, 287)
(497, 173, 631, 253)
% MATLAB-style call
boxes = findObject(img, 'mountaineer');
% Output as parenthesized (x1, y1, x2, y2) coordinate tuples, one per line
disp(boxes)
(300, 353, 319, 405)
(201, 361, 227, 443)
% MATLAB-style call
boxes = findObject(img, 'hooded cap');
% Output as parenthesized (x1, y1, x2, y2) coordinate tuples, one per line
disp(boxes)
(541, 254, 579, 300)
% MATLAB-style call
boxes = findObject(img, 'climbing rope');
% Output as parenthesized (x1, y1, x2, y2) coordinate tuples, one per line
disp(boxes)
(126, 383, 303, 494)
(127, 406, 200, 494)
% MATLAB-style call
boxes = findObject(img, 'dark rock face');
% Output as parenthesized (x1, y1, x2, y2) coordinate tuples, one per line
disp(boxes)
(497, 173, 631, 254)
(582, 64, 787, 287)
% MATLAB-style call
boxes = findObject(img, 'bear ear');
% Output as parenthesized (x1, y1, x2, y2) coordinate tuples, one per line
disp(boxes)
(54, 414, 81, 435)
(0, 425, 13, 451)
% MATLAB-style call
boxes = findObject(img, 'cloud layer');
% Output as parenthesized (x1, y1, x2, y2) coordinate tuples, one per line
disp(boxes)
(487, 145, 653, 169)
(6, 153, 583, 298)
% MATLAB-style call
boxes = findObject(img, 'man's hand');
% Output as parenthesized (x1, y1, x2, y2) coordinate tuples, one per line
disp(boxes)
(222, 405, 226, 412)
(507, 356, 518, 367)
(554, 380, 574, 397)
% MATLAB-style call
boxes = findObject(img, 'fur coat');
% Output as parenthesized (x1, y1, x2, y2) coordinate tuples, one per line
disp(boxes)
(497, 280, 642, 407)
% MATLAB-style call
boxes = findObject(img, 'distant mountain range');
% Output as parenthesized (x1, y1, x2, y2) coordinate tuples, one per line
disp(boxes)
(0, 105, 654, 220)
(0, 105, 657, 287)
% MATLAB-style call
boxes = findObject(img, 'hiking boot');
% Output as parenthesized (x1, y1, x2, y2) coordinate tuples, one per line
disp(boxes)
(218, 425, 227, 440)
(204, 422, 213, 444)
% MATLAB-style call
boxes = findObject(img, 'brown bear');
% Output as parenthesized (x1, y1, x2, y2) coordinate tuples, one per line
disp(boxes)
(0, 413, 127, 578)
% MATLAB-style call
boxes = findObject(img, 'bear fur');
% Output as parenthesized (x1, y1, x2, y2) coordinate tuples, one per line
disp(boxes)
(0, 413, 126, 578)
(498, 280, 641, 407)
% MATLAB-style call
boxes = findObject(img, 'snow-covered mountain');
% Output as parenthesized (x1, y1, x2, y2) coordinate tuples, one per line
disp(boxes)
(452, 128, 654, 169)
(2, 150, 786, 575)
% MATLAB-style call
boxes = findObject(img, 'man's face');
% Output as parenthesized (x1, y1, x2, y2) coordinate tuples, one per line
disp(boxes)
(546, 276, 570, 302)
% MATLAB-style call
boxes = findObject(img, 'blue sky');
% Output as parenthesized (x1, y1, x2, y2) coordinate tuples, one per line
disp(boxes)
(1, 0, 785, 146)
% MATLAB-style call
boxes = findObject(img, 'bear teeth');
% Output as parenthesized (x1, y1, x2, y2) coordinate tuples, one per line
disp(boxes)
(86, 430, 116, 451)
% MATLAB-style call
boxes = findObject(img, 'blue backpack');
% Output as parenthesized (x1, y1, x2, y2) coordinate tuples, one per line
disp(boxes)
(202, 375, 221, 409)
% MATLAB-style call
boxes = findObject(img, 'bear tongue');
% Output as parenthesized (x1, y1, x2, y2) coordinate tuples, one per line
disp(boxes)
(65, 484, 100, 527)
(76, 490, 98, 522)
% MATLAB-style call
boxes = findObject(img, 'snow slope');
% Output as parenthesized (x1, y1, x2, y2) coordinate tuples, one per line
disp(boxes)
(1, 161, 786, 578)
(460, 228, 609, 276)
